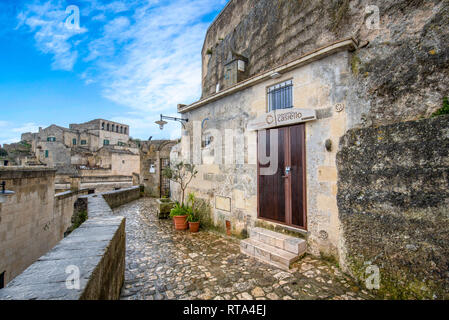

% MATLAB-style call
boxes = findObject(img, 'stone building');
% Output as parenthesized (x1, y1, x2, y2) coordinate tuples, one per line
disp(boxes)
(139, 140, 179, 198)
(20, 119, 140, 193)
(173, 0, 448, 298)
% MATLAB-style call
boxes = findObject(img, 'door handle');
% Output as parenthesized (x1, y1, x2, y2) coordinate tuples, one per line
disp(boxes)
(282, 166, 291, 178)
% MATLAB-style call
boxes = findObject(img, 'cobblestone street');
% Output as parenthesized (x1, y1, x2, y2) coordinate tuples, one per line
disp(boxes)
(114, 198, 375, 300)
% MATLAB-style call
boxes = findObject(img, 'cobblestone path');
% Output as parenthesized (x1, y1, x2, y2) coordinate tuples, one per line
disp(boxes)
(114, 198, 376, 300)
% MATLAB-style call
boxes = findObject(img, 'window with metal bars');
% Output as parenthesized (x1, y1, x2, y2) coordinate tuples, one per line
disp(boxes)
(0, 271, 5, 289)
(267, 80, 293, 112)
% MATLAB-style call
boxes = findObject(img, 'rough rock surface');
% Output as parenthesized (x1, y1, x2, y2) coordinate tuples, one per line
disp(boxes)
(202, 0, 448, 126)
(337, 115, 449, 299)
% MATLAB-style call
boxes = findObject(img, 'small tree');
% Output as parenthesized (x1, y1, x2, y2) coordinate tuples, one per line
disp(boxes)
(162, 161, 198, 206)
(0, 148, 7, 157)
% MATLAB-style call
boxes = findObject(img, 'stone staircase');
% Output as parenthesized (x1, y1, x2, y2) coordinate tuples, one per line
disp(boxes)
(240, 227, 307, 271)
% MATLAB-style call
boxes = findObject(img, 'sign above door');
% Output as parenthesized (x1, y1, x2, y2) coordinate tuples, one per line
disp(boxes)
(248, 108, 317, 131)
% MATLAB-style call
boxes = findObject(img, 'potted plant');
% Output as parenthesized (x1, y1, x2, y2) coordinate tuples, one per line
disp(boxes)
(169, 202, 191, 230)
(187, 193, 200, 233)
(162, 162, 198, 230)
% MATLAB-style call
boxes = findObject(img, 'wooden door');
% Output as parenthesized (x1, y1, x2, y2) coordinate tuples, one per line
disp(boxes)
(258, 124, 306, 229)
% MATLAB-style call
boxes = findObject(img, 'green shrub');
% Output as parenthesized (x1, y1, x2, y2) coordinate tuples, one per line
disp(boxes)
(432, 97, 449, 116)
(187, 193, 200, 222)
(64, 210, 88, 236)
(169, 202, 192, 218)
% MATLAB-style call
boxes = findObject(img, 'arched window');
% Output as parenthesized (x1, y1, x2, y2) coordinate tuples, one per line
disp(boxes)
(112, 124, 115, 132)
(116, 125, 119, 133)
(124, 127, 127, 135)
(102, 122, 105, 130)
(107, 123, 110, 131)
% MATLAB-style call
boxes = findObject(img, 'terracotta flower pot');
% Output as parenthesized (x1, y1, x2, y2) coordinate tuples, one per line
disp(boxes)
(189, 221, 200, 233)
(173, 215, 188, 230)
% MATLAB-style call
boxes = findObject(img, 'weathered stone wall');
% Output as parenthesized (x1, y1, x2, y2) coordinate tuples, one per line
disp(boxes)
(202, 0, 448, 126)
(101, 186, 141, 209)
(79, 174, 134, 193)
(0, 194, 126, 300)
(0, 168, 92, 286)
(54, 189, 89, 238)
(337, 115, 449, 299)
(0, 168, 57, 285)
(140, 140, 178, 198)
(178, 50, 353, 255)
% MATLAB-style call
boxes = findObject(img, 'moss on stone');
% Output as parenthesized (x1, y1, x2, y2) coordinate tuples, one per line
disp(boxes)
(351, 54, 361, 75)
(432, 96, 449, 117)
(329, 0, 350, 32)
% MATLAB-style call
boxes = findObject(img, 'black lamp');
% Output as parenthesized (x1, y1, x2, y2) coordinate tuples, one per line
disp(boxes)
(155, 114, 189, 130)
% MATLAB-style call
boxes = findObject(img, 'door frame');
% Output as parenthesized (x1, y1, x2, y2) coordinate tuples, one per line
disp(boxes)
(256, 124, 308, 231)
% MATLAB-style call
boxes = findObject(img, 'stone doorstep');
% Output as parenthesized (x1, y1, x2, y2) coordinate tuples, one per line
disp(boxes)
(249, 227, 306, 255)
(240, 238, 300, 271)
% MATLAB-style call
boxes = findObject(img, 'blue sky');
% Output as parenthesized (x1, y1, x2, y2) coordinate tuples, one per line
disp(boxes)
(0, 0, 227, 144)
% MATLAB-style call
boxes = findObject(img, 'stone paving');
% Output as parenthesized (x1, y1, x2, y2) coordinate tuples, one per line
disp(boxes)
(114, 198, 376, 300)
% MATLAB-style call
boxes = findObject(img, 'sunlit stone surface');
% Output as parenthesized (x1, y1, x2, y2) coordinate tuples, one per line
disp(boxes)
(114, 198, 375, 300)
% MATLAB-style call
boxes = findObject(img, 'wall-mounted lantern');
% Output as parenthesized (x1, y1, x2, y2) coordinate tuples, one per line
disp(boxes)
(0, 181, 15, 204)
(155, 114, 189, 130)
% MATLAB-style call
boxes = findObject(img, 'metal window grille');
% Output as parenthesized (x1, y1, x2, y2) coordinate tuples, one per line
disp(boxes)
(160, 158, 170, 198)
(267, 80, 293, 112)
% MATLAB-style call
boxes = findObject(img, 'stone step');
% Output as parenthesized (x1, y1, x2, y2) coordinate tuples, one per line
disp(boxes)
(249, 227, 306, 255)
(240, 238, 301, 271)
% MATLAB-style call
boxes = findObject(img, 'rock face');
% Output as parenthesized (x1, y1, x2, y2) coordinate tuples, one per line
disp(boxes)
(337, 115, 449, 299)
(202, 0, 448, 126)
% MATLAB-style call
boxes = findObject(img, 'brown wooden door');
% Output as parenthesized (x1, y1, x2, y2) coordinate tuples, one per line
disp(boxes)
(258, 124, 306, 229)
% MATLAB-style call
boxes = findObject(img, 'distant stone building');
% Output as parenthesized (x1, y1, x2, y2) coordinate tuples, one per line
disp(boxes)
(20, 119, 140, 193)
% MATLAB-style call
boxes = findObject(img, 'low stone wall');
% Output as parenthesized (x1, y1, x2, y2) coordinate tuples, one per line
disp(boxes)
(0, 167, 57, 285)
(337, 115, 449, 299)
(0, 188, 140, 300)
(54, 189, 89, 239)
(101, 186, 141, 209)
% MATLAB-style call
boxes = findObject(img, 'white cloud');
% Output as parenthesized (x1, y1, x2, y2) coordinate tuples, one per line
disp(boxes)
(14, 0, 227, 139)
(16, 0, 88, 71)
(94, 0, 224, 113)
(0, 122, 45, 145)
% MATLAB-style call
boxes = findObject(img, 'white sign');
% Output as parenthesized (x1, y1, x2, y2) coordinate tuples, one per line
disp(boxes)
(247, 108, 317, 131)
